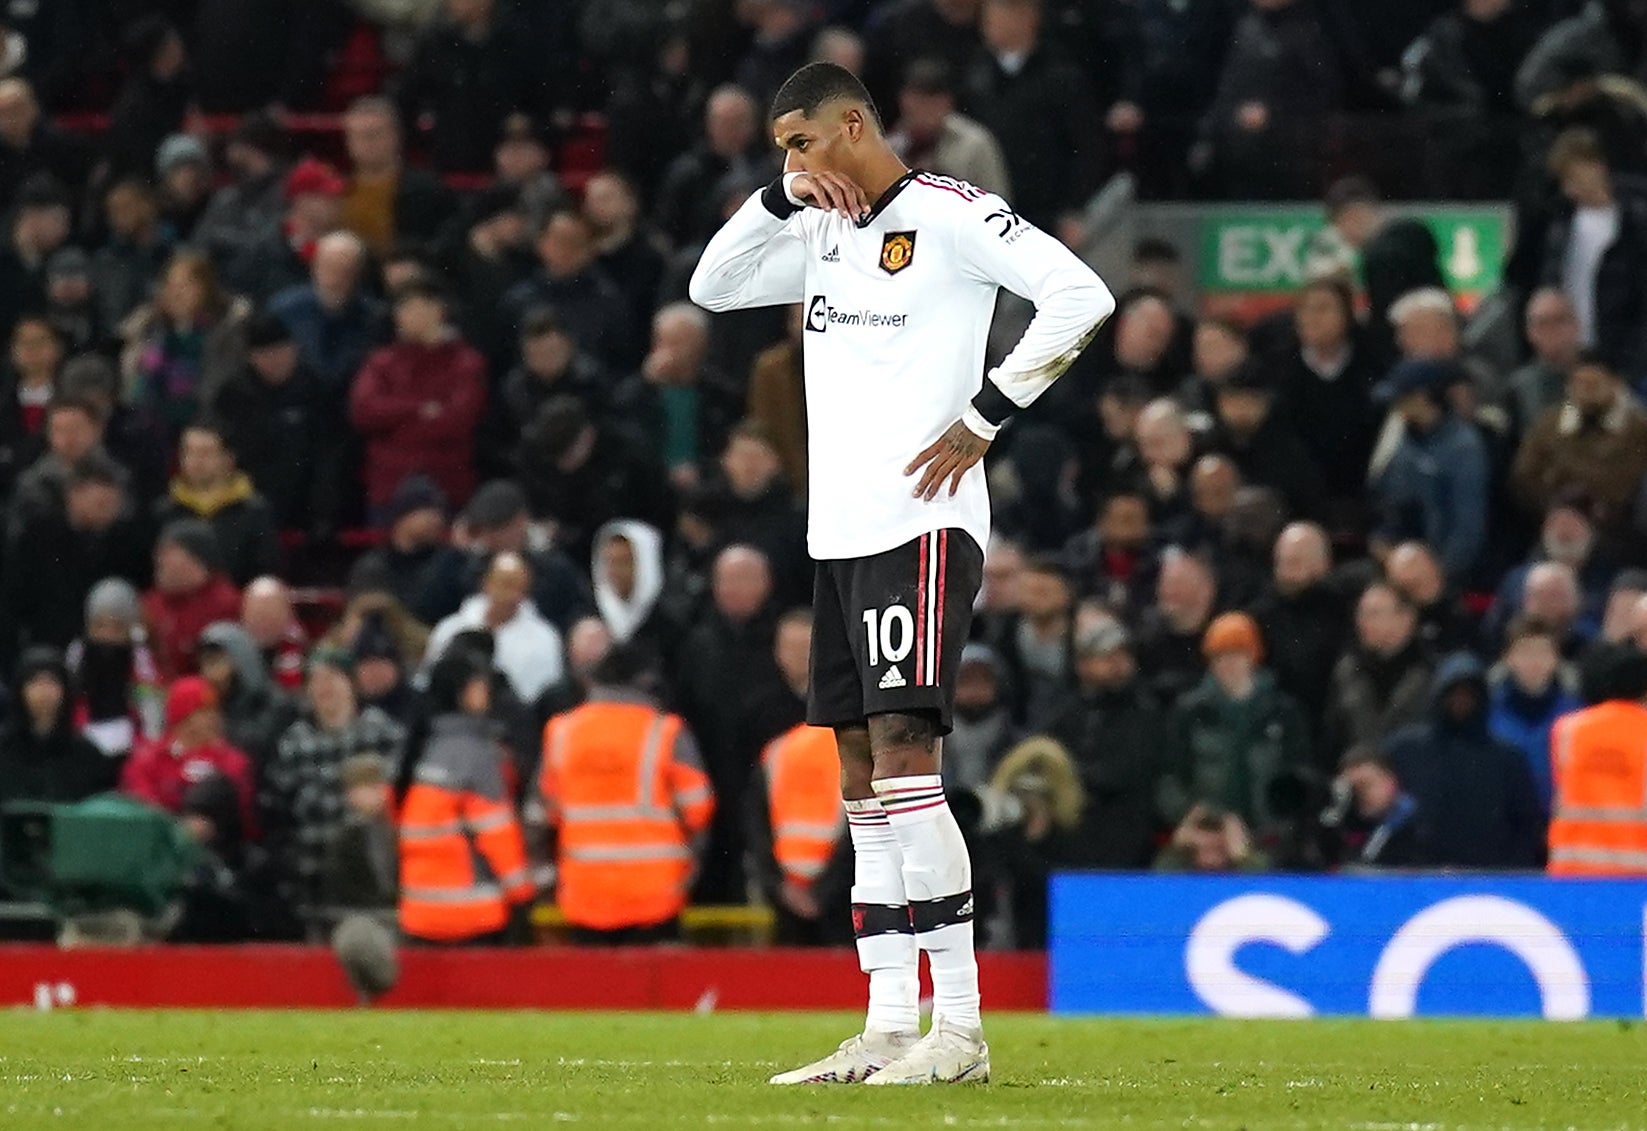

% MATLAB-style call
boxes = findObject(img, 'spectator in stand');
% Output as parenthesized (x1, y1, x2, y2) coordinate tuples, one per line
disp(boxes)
(1162, 612, 1309, 844)
(1324, 746, 1425, 869)
(1154, 804, 1268, 873)
(1170, 454, 1243, 564)
(0, 646, 117, 807)
(591, 520, 672, 656)
(91, 178, 171, 334)
(261, 645, 406, 914)
(736, 0, 818, 110)
(120, 675, 257, 836)
(863, 0, 981, 114)
(486, 307, 610, 471)
(0, 78, 88, 207)
(503, 208, 639, 374)
(888, 58, 1011, 197)
(0, 313, 61, 497)
(0, 451, 147, 665)
(120, 250, 251, 438)
(1063, 487, 1157, 619)
(196, 113, 289, 287)
(320, 753, 399, 915)
(339, 95, 454, 259)
(440, 185, 534, 373)
(396, 0, 550, 174)
(106, 16, 190, 178)
(242, 577, 309, 694)
(346, 475, 448, 619)
(350, 279, 487, 516)
(655, 85, 763, 249)
(944, 643, 1019, 791)
(516, 397, 674, 566)
(490, 114, 566, 237)
(196, 621, 299, 774)
(143, 519, 242, 681)
(1369, 358, 1491, 581)
(351, 613, 423, 733)
(1489, 616, 1580, 816)
(1323, 581, 1436, 768)
(1048, 618, 1166, 869)
(1384, 652, 1545, 869)
(1508, 288, 1584, 435)
(534, 614, 614, 723)
(617, 303, 739, 490)
(1131, 398, 1195, 527)
(44, 248, 107, 355)
(1496, 560, 1591, 657)
(1209, 359, 1328, 521)
(234, 158, 348, 306)
(743, 304, 806, 494)
(582, 170, 667, 331)
(672, 543, 780, 902)
(210, 313, 345, 539)
(1487, 501, 1612, 647)
(1133, 548, 1219, 709)
(66, 578, 166, 760)
(987, 555, 1074, 728)
(707, 422, 809, 598)
(1541, 129, 1647, 382)
(1281, 279, 1385, 519)
(57, 355, 169, 511)
(0, 175, 70, 339)
(1512, 352, 1647, 535)
(1193, 0, 1342, 200)
(154, 421, 281, 587)
(1385, 540, 1480, 654)
(1102, 294, 1183, 400)
(1177, 316, 1248, 418)
(155, 134, 212, 242)
(19, 390, 107, 529)
(962, 0, 1101, 233)
(1249, 523, 1351, 724)
(424, 552, 565, 705)
(268, 229, 387, 400)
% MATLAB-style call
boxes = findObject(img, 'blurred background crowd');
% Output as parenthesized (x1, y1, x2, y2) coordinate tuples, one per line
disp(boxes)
(2, 0, 1647, 952)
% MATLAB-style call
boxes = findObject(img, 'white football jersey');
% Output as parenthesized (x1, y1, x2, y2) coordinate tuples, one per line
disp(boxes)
(690, 171, 1114, 561)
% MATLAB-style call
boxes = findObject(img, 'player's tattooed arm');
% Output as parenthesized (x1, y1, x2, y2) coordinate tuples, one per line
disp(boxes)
(905, 419, 992, 501)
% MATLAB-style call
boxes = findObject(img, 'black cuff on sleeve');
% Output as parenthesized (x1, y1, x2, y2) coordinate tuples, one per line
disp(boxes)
(970, 381, 1019, 427)
(761, 177, 803, 219)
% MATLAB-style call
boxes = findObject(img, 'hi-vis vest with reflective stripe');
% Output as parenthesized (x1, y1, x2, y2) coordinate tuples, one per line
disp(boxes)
(399, 716, 534, 941)
(1548, 700, 1647, 876)
(540, 700, 714, 930)
(763, 725, 843, 888)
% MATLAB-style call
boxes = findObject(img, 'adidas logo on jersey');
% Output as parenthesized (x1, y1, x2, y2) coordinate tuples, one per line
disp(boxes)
(879, 665, 907, 690)
(821, 244, 840, 262)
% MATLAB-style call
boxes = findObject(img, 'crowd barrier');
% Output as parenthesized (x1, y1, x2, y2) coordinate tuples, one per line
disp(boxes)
(1051, 874, 1646, 1019)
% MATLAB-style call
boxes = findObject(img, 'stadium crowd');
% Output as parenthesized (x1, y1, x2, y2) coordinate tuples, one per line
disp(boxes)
(2, 0, 1647, 951)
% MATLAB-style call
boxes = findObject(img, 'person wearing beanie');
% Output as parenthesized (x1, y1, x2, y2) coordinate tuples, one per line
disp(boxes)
(1162, 610, 1309, 845)
(141, 519, 243, 680)
(0, 645, 117, 807)
(155, 133, 212, 242)
(119, 674, 258, 839)
(66, 577, 166, 759)
(347, 611, 421, 734)
(263, 642, 405, 912)
(345, 473, 450, 617)
(43, 246, 106, 354)
(230, 159, 350, 304)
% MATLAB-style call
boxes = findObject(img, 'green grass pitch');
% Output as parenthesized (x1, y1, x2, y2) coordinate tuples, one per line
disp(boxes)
(2, 1010, 1646, 1129)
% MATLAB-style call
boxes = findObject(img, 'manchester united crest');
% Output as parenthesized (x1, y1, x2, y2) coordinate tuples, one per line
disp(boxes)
(879, 230, 916, 275)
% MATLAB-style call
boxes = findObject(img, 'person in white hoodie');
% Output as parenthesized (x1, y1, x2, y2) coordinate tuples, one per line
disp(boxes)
(423, 552, 564, 703)
(592, 519, 675, 657)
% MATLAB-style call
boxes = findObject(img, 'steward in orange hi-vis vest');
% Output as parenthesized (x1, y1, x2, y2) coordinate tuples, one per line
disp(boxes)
(539, 654, 714, 936)
(1549, 693, 1647, 876)
(762, 724, 844, 890)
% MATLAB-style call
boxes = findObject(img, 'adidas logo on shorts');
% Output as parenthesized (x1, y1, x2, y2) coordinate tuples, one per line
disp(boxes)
(878, 665, 907, 690)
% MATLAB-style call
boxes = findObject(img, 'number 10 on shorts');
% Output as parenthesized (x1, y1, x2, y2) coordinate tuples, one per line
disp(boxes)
(862, 605, 914, 667)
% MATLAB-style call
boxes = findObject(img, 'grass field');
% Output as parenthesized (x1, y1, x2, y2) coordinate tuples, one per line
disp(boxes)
(2, 1010, 1646, 1130)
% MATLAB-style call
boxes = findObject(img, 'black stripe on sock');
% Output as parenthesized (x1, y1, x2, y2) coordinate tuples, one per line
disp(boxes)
(910, 891, 974, 934)
(852, 902, 914, 937)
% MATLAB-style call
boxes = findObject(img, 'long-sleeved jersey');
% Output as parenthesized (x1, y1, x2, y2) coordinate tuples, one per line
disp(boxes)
(689, 170, 1115, 560)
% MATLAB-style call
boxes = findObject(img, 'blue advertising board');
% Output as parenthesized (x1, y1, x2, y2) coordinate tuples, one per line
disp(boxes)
(1050, 874, 1647, 1019)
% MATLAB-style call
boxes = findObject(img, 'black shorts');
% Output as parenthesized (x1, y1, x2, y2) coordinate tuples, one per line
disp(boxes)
(807, 529, 983, 734)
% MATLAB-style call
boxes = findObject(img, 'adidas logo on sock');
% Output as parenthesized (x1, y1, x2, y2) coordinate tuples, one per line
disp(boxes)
(958, 896, 974, 918)
(878, 665, 906, 690)
(821, 244, 840, 262)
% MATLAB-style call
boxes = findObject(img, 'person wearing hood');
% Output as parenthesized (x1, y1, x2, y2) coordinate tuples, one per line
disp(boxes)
(1323, 582, 1437, 768)
(261, 646, 406, 914)
(1162, 612, 1310, 846)
(1385, 651, 1545, 869)
(65, 578, 166, 760)
(944, 644, 1020, 794)
(1048, 619, 1166, 869)
(120, 675, 257, 837)
(591, 519, 675, 660)
(1488, 617, 1581, 817)
(423, 552, 565, 705)
(196, 621, 299, 773)
(141, 519, 243, 681)
(350, 612, 423, 734)
(0, 647, 116, 806)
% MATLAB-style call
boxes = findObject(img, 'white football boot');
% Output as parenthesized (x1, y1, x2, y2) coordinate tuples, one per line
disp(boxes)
(768, 1029, 919, 1084)
(864, 1017, 990, 1085)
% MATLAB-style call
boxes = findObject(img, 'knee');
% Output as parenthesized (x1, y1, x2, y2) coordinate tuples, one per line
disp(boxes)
(867, 712, 940, 781)
(836, 726, 874, 798)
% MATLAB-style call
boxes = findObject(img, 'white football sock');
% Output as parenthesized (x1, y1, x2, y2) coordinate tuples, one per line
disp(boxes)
(845, 797, 919, 1035)
(873, 774, 981, 1032)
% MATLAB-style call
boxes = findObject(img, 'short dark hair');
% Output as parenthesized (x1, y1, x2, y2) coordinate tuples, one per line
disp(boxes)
(1022, 553, 1069, 583)
(770, 62, 882, 129)
(520, 306, 567, 341)
(48, 393, 105, 425)
(68, 450, 126, 490)
(1505, 616, 1559, 648)
(902, 58, 954, 97)
(537, 207, 593, 241)
(1324, 175, 1379, 217)
(1362, 579, 1416, 615)
(1339, 743, 1392, 774)
(1571, 347, 1618, 375)
(1549, 128, 1608, 177)
(391, 277, 448, 308)
(183, 417, 236, 458)
(1132, 237, 1180, 265)
(1196, 314, 1247, 343)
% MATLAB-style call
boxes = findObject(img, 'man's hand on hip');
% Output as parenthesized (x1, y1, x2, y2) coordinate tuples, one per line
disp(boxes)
(905, 419, 992, 501)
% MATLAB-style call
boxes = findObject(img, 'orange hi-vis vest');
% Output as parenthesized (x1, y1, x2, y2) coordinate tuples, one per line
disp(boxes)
(399, 715, 534, 941)
(539, 697, 715, 930)
(1549, 700, 1647, 876)
(763, 724, 843, 888)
